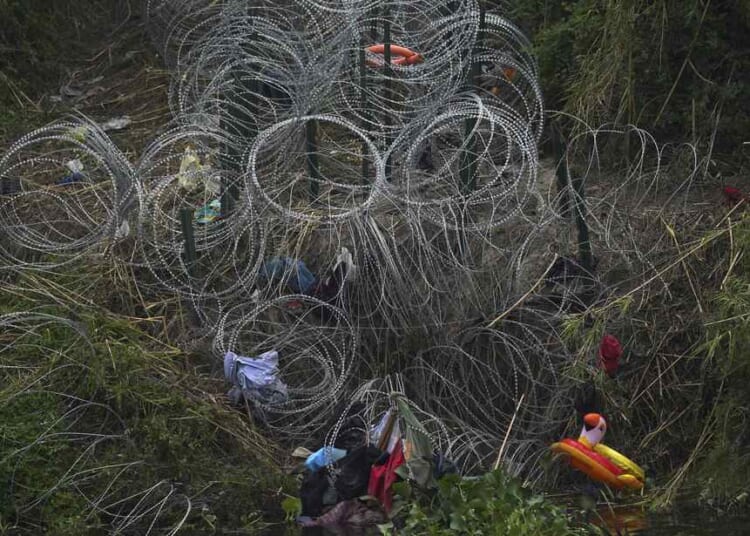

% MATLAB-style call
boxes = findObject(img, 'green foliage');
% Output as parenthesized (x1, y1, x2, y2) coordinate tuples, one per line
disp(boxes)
(506, 0, 750, 163)
(679, 215, 750, 507)
(396, 471, 589, 535)
(0, 303, 292, 534)
(282, 496, 302, 522)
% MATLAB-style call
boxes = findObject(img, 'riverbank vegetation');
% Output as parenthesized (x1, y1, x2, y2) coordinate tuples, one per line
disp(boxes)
(2, 1, 749, 534)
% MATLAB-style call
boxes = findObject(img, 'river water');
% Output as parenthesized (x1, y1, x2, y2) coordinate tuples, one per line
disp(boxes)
(285, 507, 750, 535)
(591, 506, 750, 535)
(285, 500, 749, 535)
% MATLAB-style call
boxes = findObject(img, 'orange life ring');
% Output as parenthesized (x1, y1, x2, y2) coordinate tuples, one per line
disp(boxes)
(490, 67, 518, 96)
(366, 44, 423, 67)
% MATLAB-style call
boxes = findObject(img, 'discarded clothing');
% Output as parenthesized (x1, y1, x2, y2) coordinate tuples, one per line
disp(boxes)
(305, 447, 348, 473)
(332, 402, 367, 451)
(367, 439, 404, 513)
(478, 62, 518, 95)
(335, 247, 357, 283)
(544, 256, 595, 287)
(224, 350, 288, 406)
(334, 446, 382, 501)
(299, 498, 386, 530)
(301, 468, 334, 517)
(195, 198, 221, 224)
(260, 257, 317, 294)
(396, 397, 436, 489)
(311, 268, 344, 305)
(312, 248, 356, 305)
(371, 410, 401, 454)
(299, 447, 382, 531)
(599, 334, 622, 377)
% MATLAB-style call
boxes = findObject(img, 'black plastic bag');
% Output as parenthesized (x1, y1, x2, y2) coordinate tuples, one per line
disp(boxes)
(334, 446, 382, 500)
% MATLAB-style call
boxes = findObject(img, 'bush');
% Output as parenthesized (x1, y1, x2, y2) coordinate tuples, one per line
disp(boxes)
(506, 0, 750, 165)
(0, 305, 291, 534)
(394, 471, 590, 535)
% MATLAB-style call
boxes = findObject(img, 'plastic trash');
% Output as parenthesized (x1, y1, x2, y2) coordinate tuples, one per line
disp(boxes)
(195, 198, 221, 224)
(56, 159, 85, 185)
(115, 220, 130, 240)
(177, 146, 203, 190)
(371, 409, 401, 454)
(305, 447, 348, 473)
(260, 257, 317, 294)
(100, 116, 132, 131)
(335, 246, 357, 282)
(204, 173, 221, 196)
(292, 447, 313, 459)
(0, 178, 20, 195)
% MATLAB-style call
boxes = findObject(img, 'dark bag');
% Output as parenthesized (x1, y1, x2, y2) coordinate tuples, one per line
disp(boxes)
(334, 446, 382, 500)
(300, 468, 332, 517)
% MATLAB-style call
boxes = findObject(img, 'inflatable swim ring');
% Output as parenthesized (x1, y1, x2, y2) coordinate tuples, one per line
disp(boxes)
(550, 413, 644, 491)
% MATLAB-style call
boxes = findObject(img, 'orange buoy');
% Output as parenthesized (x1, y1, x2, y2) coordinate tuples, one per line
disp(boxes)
(366, 44, 423, 67)
(490, 67, 518, 96)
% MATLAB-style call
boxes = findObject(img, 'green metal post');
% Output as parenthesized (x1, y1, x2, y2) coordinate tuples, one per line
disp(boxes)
(220, 29, 259, 217)
(383, 16, 392, 182)
(572, 173, 593, 273)
(551, 122, 572, 220)
(306, 118, 320, 200)
(180, 208, 197, 276)
(552, 123, 592, 273)
(461, 6, 484, 193)
(360, 34, 370, 181)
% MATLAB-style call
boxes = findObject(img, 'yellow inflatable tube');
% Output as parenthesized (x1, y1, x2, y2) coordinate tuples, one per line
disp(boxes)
(551, 438, 644, 491)
(594, 443, 645, 482)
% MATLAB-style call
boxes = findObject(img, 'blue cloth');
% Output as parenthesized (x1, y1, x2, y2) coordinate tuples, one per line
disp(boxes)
(56, 172, 84, 186)
(260, 257, 317, 294)
(305, 447, 348, 473)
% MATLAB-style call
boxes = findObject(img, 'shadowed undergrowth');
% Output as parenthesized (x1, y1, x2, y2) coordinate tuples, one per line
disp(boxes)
(0, 292, 293, 534)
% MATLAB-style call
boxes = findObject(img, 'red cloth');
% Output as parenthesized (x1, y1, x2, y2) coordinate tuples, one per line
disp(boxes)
(367, 439, 404, 513)
(598, 334, 622, 377)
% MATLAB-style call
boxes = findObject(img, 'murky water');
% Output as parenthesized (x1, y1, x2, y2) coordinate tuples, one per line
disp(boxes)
(591, 506, 750, 535)
(277, 502, 750, 535)
(278, 509, 750, 535)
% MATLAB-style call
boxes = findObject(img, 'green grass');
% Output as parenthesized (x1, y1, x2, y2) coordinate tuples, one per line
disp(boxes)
(0, 295, 293, 534)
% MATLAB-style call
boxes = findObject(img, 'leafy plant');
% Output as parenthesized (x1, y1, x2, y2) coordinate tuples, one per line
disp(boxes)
(395, 471, 591, 535)
(282, 496, 302, 522)
(506, 0, 750, 168)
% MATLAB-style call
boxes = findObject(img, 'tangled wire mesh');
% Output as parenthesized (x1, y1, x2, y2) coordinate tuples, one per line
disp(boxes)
(0, 0, 709, 498)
